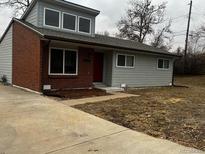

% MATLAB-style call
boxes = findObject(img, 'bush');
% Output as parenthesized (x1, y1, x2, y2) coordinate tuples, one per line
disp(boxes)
(1, 75, 8, 85)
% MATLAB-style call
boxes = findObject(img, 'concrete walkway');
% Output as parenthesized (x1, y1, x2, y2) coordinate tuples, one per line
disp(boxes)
(61, 92, 137, 106)
(0, 84, 204, 154)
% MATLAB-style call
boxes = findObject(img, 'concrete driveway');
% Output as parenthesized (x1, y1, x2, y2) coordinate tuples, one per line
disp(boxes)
(0, 84, 204, 154)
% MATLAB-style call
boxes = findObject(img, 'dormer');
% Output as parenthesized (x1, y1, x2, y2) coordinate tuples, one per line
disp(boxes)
(21, 0, 100, 36)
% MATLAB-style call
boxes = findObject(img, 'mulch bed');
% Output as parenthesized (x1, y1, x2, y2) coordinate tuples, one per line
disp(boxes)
(44, 88, 110, 99)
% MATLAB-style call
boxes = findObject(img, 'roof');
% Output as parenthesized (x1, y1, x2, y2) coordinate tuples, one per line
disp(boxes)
(21, 0, 100, 20)
(1, 19, 179, 57)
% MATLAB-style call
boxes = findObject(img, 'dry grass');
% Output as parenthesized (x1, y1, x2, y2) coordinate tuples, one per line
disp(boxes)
(74, 75, 205, 151)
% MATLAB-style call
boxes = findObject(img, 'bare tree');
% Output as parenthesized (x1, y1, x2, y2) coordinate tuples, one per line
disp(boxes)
(189, 25, 205, 53)
(0, 0, 31, 16)
(117, 0, 167, 43)
(151, 20, 173, 51)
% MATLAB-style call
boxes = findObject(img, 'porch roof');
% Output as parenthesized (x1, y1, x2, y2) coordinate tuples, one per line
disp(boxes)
(17, 19, 179, 57)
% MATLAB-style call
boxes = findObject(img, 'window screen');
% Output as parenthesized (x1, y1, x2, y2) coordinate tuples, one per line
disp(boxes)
(45, 9, 60, 27)
(79, 17, 91, 33)
(117, 55, 126, 67)
(126, 56, 134, 67)
(50, 49, 63, 73)
(164, 60, 170, 69)
(63, 13, 76, 31)
(65, 51, 77, 74)
(158, 59, 170, 69)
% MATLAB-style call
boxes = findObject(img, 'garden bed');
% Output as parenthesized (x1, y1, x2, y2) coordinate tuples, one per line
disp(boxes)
(44, 88, 110, 99)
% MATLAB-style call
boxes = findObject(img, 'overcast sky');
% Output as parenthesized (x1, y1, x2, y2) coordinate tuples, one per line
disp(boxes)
(0, 0, 204, 51)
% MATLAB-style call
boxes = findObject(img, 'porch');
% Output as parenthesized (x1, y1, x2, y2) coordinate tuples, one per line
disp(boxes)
(41, 40, 116, 91)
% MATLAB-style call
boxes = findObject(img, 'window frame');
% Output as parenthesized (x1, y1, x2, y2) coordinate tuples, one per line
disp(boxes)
(62, 12, 77, 32)
(157, 58, 170, 70)
(78, 16, 92, 35)
(116, 53, 135, 68)
(49, 47, 78, 76)
(44, 7, 61, 29)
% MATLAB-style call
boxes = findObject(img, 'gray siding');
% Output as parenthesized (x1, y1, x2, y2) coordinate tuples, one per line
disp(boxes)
(0, 25, 13, 83)
(103, 52, 113, 86)
(111, 51, 174, 87)
(25, 2, 38, 26)
(37, 0, 96, 36)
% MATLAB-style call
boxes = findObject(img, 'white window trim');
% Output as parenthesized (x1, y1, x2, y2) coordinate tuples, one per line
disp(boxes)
(49, 47, 78, 76)
(62, 12, 77, 32)
(157, 58, 170, 70)
(43, 7, 61, 29)
(116, 53, 135, 68)
(78, 16, 92, 35)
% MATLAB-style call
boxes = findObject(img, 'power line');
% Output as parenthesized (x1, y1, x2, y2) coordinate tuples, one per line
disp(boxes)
(164, 14, 187, 22)
(173, 34, 186, 37)
(173, 30, 187, 34)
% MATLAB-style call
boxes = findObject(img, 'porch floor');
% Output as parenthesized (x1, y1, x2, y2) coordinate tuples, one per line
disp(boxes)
(93, 83, 124, 93)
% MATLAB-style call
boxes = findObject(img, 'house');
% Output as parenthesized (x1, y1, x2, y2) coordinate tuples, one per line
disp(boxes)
(0, 0, 179, 93)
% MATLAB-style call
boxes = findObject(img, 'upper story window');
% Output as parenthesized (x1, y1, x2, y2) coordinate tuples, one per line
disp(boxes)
(62, 13, 77, 31)
(158, 59, 170, 70)
(44, 8, 60, 28)
(78, 17, 91, 34)
(43, 8, 92, 35)
(116, 54, 135, 68)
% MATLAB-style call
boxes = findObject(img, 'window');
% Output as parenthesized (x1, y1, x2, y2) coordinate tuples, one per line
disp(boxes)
(63, 13, 76, 31)
(78, 17, 91, 34)
(49, 48, 78, 75)
(44, 8, 60, 28)
(117, 55, 126, 67)
(64, 50, 77, 74)
(50, 49, 63, 74)
(126, 56, 134, 67)
(158, 59, 170, 70)
(116, 54, 135, 68)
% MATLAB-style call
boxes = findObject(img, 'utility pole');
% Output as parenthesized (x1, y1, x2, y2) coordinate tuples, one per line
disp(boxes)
(184, 0, 193, 73)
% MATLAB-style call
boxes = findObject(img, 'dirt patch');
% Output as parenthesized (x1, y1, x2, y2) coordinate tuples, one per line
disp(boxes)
(74, 76, 205, 151)
(44, 88, 110, 100)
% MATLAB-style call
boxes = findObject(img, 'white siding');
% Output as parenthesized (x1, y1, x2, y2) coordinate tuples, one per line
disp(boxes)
(112, 51, 174, 87)
(0, 25, 13, 83)
(25, 2, 38, 26)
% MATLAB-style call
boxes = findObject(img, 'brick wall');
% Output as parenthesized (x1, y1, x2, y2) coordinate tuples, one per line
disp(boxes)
(42, 43, 94, 90)
(12, 21, 42, 92)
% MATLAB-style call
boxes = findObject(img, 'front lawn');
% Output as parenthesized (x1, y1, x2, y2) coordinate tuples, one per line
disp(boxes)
(74, 75, 205, 151)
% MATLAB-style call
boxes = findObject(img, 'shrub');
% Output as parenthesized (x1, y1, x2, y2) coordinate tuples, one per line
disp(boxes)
(1, 75, 8, 85)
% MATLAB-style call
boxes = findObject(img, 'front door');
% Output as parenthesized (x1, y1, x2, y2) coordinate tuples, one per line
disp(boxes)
(93, 52, 104, 82)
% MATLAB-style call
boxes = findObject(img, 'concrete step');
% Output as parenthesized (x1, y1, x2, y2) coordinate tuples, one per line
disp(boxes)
(93, 83, 124, 93)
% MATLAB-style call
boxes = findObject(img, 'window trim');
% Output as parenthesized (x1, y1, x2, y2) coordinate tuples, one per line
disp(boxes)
(78, 16, 92, 35)
(49, 47, 78, 76)
(116, 53, 135, 68)
(62, 12, 77, 32)
(43, 7, 61, 29)
(157, 58, 170, 70)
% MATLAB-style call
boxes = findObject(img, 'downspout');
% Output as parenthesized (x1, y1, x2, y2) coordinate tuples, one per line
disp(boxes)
(172, 59, 176, 86)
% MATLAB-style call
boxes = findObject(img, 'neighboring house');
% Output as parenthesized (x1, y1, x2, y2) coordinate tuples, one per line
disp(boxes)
(0, 0, 179, 93)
